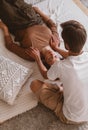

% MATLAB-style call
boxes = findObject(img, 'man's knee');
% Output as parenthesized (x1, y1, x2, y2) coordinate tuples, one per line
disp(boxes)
(30, 79, 44, 93)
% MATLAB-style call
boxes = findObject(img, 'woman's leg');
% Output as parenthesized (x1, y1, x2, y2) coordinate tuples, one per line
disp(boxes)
(30, 80, 44, 93)
(30, 80, 63, 111)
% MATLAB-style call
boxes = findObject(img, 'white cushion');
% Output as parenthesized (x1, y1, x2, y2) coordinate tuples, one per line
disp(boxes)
(0, 56, 33, 105)
(24, 0, 45, 4)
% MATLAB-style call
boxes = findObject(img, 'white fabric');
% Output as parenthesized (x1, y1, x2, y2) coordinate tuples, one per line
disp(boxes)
(0, 84, 38, 124)
(0, 56, 32, 105)
(0, 0, 88, 123)
(47, 52, 88, 122)
(24, 0, 45, 5)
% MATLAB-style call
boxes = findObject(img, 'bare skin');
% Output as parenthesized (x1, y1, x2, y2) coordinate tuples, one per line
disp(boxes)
(50, 36, 69, 58)
(25, 46, 68, 79)
(26, 47, 48, 78)
(30, 79, 63, 97)
(30, 79, 44, 93)
(25, 33, 83, 79)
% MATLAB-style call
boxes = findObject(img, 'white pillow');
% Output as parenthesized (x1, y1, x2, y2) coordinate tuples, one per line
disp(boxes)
(24, 0, 45, 5)
(0, 56, 33, 105)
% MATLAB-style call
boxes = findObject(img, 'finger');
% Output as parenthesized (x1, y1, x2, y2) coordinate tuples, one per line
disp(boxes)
(52, 35, 55, 41)
(26, 51, 35, 58)
(49, 37, 53, 45)
(26, 47, 32, 51)
(25, 48, 34, 54)
(52, 35, 59, 43)
(26, 48, 36, 53)
(35, 48, 38, 51)
(30, 47, 38, 51)
(29, 47, 35, 50)
(25, 49, 29, 53)
(25, 50, 31, 55)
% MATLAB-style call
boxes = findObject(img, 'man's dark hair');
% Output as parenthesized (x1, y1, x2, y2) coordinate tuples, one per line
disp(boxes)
(61, 20, 87, 53)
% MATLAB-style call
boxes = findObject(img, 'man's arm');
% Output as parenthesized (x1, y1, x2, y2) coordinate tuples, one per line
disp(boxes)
(25, 48, 48, 79)
(0, 21, 33, 61)
(54, 47, 69, 58)
(50, 36, 69, 58)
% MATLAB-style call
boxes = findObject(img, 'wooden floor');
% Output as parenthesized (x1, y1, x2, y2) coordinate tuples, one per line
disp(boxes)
(81, 0, 88, 7)
(73, 0, 88, 16)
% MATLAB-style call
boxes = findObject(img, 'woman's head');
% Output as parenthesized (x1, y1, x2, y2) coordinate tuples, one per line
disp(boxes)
(61, 20, 87, 53)
(41, 46, 59, 66)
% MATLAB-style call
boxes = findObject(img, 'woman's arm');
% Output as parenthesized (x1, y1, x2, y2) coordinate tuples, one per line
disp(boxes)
(0, 21, 33, 61)
(25, 48, 48, 79)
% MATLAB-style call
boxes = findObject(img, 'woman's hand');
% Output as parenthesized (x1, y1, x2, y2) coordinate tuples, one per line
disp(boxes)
(26, 47, 48, 79)
(25, 47, 41, 61)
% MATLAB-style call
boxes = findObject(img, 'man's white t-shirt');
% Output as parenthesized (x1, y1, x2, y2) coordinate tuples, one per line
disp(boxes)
(47, 51, 88, 122)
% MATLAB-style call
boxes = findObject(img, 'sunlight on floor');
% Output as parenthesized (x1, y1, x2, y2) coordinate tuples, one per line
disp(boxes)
(80, 0, 88, 8)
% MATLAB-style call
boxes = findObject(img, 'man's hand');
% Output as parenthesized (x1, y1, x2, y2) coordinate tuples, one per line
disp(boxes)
(50, 36, 69, 58)
(49, 35, 59, 51)
(25, 47, 41, 61)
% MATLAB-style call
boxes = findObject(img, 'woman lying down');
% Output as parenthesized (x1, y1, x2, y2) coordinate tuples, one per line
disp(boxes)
(0, 0, 68, 67)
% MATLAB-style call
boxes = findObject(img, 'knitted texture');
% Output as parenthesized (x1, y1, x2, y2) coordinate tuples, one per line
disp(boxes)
(0, 56, 32, 105)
